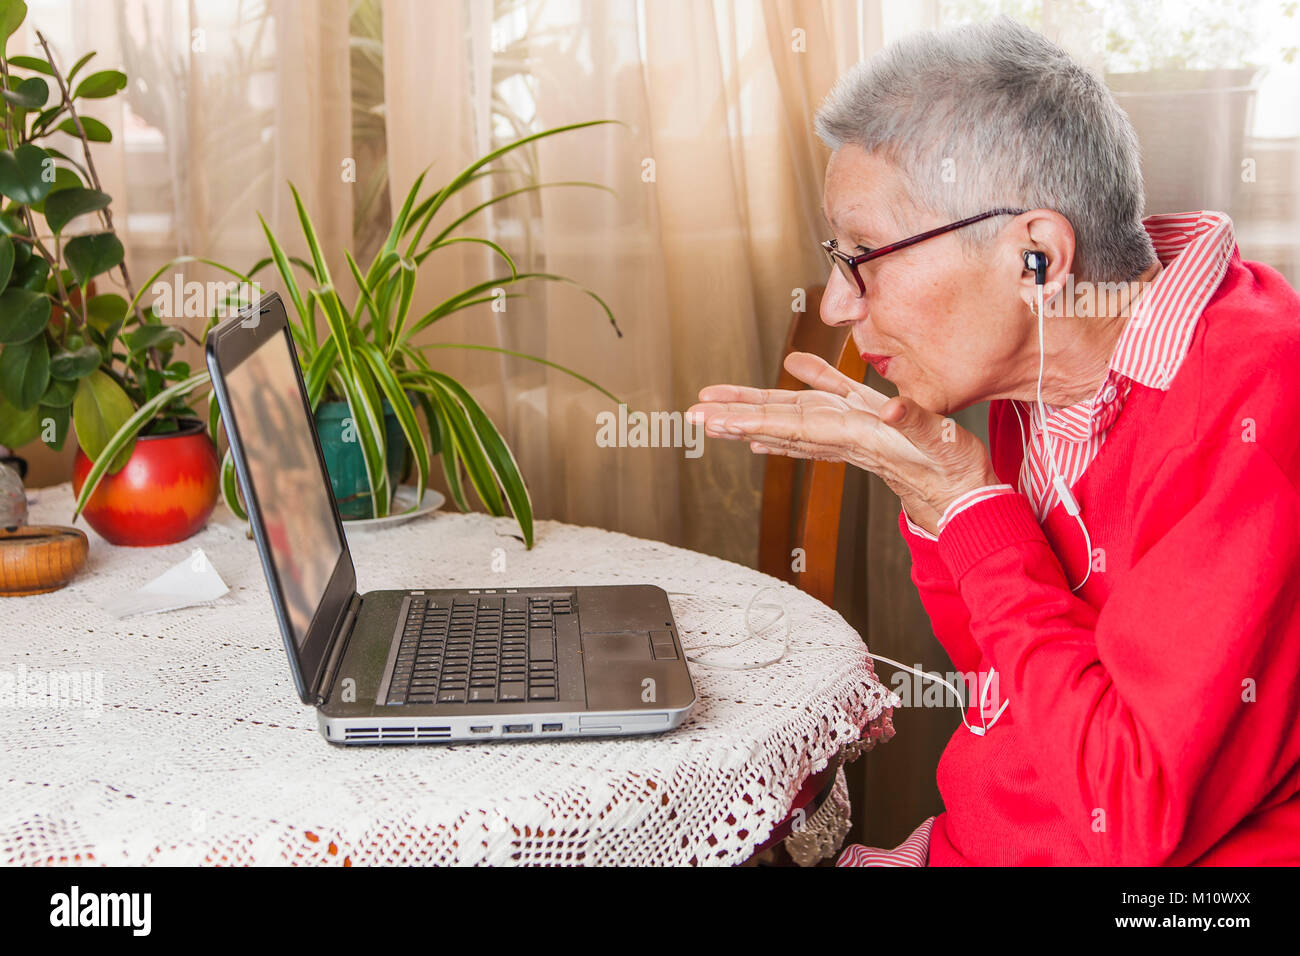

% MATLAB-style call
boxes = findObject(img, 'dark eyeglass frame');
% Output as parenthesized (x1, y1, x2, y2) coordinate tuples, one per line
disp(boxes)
(822, 207, 1028, 297)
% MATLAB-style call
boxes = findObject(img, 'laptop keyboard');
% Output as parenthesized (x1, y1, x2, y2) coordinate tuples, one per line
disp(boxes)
(385, 593, 573, 705)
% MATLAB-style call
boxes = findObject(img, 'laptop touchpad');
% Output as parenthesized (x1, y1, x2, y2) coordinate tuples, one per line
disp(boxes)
(582, 631, 653, 661)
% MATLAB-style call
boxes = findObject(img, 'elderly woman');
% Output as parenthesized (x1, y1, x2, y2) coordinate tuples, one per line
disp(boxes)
(688, 18, 1300, 866)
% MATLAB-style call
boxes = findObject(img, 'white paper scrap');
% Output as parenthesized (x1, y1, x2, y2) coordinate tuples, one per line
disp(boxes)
(97, 547, 230, 619)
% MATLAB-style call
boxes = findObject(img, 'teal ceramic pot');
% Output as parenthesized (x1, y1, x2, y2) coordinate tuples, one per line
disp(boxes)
(313, 400, 410, 519)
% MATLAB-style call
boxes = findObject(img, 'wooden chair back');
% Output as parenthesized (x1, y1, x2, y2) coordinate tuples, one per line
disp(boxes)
(757, 286, 866, 606)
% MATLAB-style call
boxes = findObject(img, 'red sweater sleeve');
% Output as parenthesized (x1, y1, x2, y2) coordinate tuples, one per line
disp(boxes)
(936, 434, 1300, 864)
(898, 509, 982, 676)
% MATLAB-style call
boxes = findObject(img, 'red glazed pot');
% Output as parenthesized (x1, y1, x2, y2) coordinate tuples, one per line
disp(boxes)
(72, 419, 220, 547)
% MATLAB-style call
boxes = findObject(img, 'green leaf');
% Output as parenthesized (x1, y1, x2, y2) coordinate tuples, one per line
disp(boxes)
(289, 182, 334, 289)
(343, 248, 380, 325)
(37, 400, 70, 449)
(0, 287, 50, 343)
(40, 375, 77, 406)
(42, 187, 110, 234)
(49, 344, 101, 380)
(0, 0, 27, 44)
(0, 144, 54, 204)
(385, 257, 417, 358)
(419, 182, 612, 258)
(404, 121, 618, 249)
(429, 372, 532, 546)
(206, 389, 221, 446)
(29, 165, 82, 213)
(421, 390, 468, 511)
(123, 324, 183, 355)
(0, 334, 49, 407)
(416, 341, 622, 405)
(425, 235, 517, 277)
(72, 69, 126, 99)
(7, 54, 52, 75)
(0, 209, 27, 236)
(220, 448, 246, 520)
(65, 51, 96, 86)
(310, 286, 387, 514)
(64, 232, 123, 285)
(0, 390, 39, 447)
(85, 292, 128, 337)
(8, 250, 47, 291)
(0, 234, 12, 289)
(55, 116, 111, 142)
(349, 359, 391, 516)
(303, 334, 338, 409)
(2, 75, 47, 109)
(403, 272, 621, 342)
(72, 368, 136, 471)
(30, 104, 66, 137)
(411, 386, 441, 457)
(419, 377, 505, 516)
(366, 167, 427, 286)
(255, 213, 311, 334)
(358, 342, 429, 512)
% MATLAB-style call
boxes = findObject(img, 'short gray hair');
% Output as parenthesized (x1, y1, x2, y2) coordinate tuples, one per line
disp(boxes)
(815, 16, 1155, 283)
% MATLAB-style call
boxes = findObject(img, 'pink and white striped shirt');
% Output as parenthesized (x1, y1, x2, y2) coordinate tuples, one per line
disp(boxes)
(844, 210, 1237, 866)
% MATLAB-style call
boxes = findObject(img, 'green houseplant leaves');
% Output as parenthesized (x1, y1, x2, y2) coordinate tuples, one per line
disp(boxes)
(0, 143, 53, 204)
(0, 3, 202, 516)
(229, 121, 627, 545)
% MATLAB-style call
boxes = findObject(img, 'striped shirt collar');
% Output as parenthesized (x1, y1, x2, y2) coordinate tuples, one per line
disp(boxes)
(1036, 210, 1237, 442)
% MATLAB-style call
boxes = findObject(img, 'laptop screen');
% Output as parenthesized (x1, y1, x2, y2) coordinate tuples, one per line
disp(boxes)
(222, 325, 344, 650)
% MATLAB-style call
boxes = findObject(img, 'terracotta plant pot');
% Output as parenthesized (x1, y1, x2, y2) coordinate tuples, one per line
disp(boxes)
(72, 419, 220, 546)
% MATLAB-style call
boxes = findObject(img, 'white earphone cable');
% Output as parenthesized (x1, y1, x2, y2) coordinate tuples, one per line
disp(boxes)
(667, 589, 1008, 735)
(1034, 280, 1092, 593)
(666, 588, 792, 670)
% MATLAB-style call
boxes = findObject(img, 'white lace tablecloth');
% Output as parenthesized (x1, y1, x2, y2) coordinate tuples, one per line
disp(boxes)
(1, 483, 896, 866)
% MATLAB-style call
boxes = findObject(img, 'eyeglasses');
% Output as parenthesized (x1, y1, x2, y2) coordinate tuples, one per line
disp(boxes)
(821, 207, 1027, 297)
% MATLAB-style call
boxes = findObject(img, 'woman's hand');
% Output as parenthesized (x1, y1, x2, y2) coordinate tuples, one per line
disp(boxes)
(686, 351, 1001, 536)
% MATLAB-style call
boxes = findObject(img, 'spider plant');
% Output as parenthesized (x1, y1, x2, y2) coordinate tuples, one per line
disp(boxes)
(71, 120, 625, 549)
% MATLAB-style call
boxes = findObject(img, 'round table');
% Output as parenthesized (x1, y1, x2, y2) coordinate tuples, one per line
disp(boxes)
(0, 483, 897, 866)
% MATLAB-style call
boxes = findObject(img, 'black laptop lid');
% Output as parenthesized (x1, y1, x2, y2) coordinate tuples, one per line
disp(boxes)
(205, 293, 357, 704)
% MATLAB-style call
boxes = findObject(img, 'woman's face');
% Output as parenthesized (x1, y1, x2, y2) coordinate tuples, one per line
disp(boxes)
(820, 145, 1029, 415)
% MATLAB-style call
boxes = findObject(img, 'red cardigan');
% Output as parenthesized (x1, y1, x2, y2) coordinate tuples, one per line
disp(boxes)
(904, 250, 1300, 865)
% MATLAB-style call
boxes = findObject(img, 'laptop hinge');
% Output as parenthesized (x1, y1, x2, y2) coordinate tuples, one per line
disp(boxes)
(314, 592, 361, 706)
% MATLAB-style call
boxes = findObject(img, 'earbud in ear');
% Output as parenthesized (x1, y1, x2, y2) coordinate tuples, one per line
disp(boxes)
(1022, 250, 1048, 286)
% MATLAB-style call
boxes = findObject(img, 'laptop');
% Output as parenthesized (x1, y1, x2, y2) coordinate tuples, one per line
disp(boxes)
(205, 292, 696, 745)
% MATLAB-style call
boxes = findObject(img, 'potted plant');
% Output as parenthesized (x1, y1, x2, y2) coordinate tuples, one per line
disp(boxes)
(0, 0, 223, 547)
(233, 120, 624, 543)
(1101, 0, 1295, 214)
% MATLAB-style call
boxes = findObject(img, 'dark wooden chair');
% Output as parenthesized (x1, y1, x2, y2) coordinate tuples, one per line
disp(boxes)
(747, 285, 868, 864)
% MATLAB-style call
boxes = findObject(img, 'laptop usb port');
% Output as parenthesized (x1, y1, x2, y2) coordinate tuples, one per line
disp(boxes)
(503, 723, 533, 734)
(542, 723, 563, 732)
(470, 725, 493, 734)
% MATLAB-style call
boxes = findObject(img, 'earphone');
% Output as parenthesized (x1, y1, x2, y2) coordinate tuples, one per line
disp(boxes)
(1021, 249, 1093, 593)
(1023, 249, 1047, 285)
